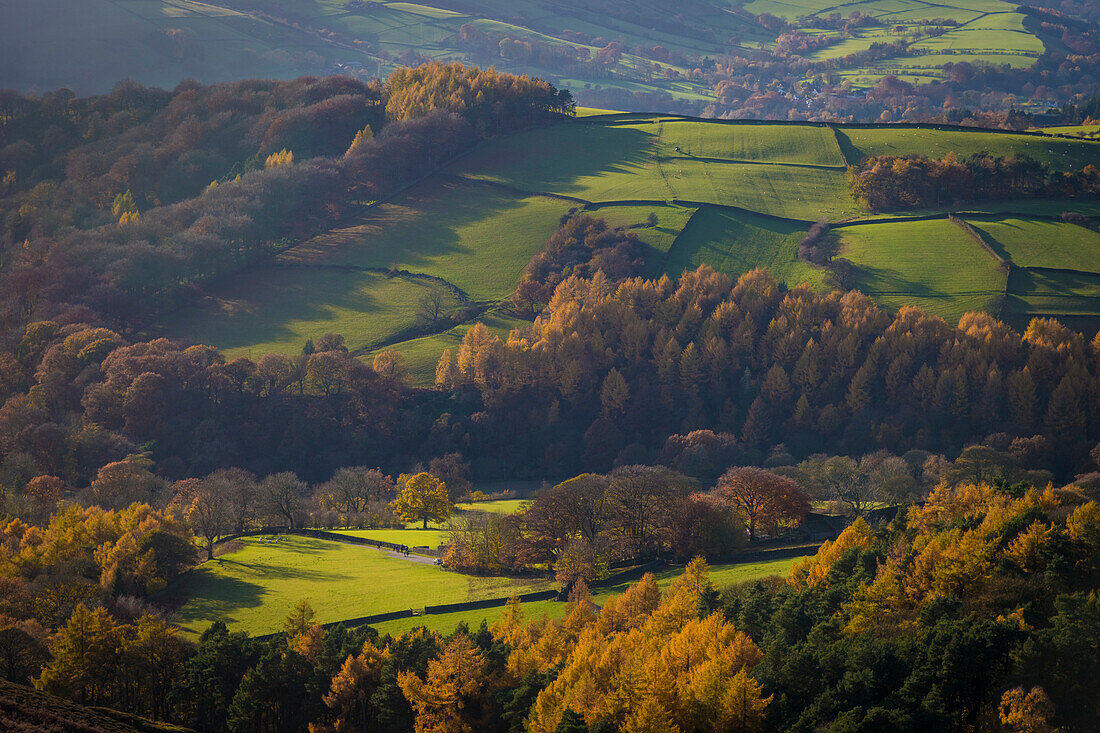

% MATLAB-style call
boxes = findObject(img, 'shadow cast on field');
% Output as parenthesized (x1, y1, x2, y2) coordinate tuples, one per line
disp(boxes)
(282, 178, 559, 275)
(459, 124, 657, 196)
(853, 264, 955, 299)
(172, 574, 266, 629)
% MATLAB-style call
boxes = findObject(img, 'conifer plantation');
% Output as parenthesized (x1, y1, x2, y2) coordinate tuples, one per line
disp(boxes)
(0, 52, 1098, 732)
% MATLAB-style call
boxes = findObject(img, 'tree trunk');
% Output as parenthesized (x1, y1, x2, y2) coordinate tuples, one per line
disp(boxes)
(423, 515, 428, 529)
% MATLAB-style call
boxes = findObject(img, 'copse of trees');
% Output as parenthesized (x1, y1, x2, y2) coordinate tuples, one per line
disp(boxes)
(512, 213, 650, 316)
(442, 266, 1100, 481)
(849, 151, 1100, 211)
(384, 61, 574, 134)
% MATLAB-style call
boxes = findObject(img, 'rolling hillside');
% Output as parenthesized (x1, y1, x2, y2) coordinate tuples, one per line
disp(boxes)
(163, 115, 1100, 383)
(0, 0, 1069, 110)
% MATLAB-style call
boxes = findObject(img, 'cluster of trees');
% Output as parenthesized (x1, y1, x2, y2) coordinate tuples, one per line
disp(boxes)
(512, 214, 650, 317)
(446, 465, 776, 580)
(383, 62, 574, 134)
(849, 151, 1100, 210)
(0, 66, 572, 332)
(439, 266, 1100, 480)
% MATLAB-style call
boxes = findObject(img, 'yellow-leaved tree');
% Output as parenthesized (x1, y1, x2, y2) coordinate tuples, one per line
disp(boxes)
(391, 473, 452, 529)
(519, 558, 770, 733)
(398, 633, 493, 733)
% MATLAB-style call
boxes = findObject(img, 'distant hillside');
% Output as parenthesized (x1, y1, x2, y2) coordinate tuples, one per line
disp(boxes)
(0, 680, 192, 733)
(161, 112, 1100, 382)
(3, 0, 1093, 123)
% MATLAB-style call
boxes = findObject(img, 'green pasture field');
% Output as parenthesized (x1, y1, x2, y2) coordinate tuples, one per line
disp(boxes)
(456, 122, 855, 220)
(649, 120, 848, 167)
(161, 266, 462, 358)
(836, 218, 1008, 321)
(280, 180, 572, 302)
(1006, 268, 1100, 306)
(369, 554, 806, 636)
(454, 123, 666, 201)
(165, 118, 1100, 364)
(1037, 124, 1100, 138)
(455, 498, 529, 514)
(330, 528, 449, 548)
(835, 127, 1100, 172)
(665, 206, 827, 288)
(365, 310, 530, 386)
(966, 217, 1100, 272)
(170, 534, 554, 637)
(661, 159, 856, 220)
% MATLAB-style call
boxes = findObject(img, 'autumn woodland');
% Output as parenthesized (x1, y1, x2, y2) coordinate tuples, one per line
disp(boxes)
(0, 46, 1097, 733)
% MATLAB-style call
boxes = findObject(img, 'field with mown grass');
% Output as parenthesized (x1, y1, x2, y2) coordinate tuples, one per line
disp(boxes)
(836, 218, 1009, 321)
(170, 534, 554, 637)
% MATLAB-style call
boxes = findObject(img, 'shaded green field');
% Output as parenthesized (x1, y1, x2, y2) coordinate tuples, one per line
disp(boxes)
(370, 554, 805, 636)
(331, 528, 448, 548)
(837, 127, 1100, 172)
(665, 206, 826, 288)
(836, 218, 1008, 321)
(162, 266, 462, 358)
(171, 535, 554, 637)
(455, 124, 666, 201)
(967, 217, 1100, 272)
(281, 180, 572, 301)
(1007, 268, 1100, 306)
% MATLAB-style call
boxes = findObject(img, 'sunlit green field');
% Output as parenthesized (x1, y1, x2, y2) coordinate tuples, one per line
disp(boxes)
(330, 528, 449, 548)
(162, 266, 462, 358)
(836, 218, 1008, 322)
(171, 535, 554, 637)
(280, 180, 573, 302)
(455, 499, 529, 514)
(837, 127, 1100, 172)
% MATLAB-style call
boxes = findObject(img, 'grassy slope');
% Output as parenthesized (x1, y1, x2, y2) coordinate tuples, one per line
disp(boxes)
(162, 266, 461, 358)
(171, 534, 554, 637)
(164, 119, 1100, 361)
(0, 0, 345, 95)
(0, 680, 191, 733)
(653, 120, 847, 166)
(966, 217, 1100, 272)
(665, 207, 826, 288)
(838, 127, 1100, 172)
(836, 218, 1008, 321)
(281, 179, 572, 301)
